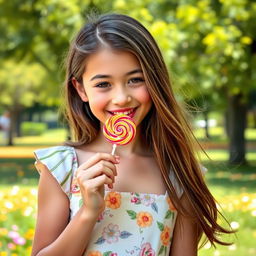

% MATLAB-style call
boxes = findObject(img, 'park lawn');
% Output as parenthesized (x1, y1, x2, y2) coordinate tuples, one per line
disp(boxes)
(198, 161, 256, 256)
(13, 128, 67, 146)
(194, 126, 256, 142)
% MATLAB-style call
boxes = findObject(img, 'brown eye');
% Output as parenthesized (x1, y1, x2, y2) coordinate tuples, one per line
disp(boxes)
(95, 82, 111, 88)
(128, 77, 145, 85)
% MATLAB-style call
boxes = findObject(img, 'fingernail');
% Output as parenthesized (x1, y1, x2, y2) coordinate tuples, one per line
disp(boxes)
(115, 156, 120, 163)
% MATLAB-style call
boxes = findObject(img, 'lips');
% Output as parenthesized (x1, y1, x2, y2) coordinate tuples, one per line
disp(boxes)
(108, 107, 137, 118)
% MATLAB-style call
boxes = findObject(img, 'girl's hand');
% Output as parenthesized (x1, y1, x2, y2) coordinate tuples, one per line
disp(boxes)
(75, 153, 119, 216)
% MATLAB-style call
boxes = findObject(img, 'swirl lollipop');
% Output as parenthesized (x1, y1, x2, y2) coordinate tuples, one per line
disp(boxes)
(103, 114, 136, 155)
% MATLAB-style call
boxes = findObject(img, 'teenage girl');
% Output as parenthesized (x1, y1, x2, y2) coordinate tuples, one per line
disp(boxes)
(31, 13, 232, 256)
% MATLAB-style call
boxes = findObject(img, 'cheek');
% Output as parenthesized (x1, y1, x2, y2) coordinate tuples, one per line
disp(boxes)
(88, 94, 107, 112)
(136, 87, 152, 105)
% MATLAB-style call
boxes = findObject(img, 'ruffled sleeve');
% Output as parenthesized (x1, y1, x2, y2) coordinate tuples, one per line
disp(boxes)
(34, 146, 77, 195)
(169, 165, 207, 198)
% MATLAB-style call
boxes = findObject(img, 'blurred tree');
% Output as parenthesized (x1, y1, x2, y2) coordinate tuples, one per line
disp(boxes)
(0, 61, 47, 145)
(0, 0, 113, 143)
(114, 0, 256, 165)
(174, 0, 256, 165)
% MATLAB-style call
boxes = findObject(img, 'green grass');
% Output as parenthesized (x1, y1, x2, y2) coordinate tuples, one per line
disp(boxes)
(0, 158, 38, 186)
(203, 161, 256, 195)
(194, 126, 256, 142)
(14, 128, 67, 146)
(194, 126, 227, 142)
(198, 149, 256, 162)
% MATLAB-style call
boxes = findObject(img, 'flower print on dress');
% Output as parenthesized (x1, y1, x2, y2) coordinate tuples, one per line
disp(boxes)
(87, 251, 102, 256)
(137, 212, 153, 228)
(103, 223, 120, 244)
(164, 197, 176, 221)
(97, 209, 114, 223)
(160, 226, 171, 246)
(125, 237, 155, 256)
(72, 155, 77, 164)
(166, 197, 176, 212)
(139, 242, 156, 256)
(157, 222, 171, 255)
(70, 177, 80, 195)
(141, 194, 155, 206)
(95, 223, 132, 245)
(131, 195, 141, 204)
(130, 193, 158, 213)
(105, 192, 121, 209)
(127, 210, 153, 234)
(88, 251, 118, 256)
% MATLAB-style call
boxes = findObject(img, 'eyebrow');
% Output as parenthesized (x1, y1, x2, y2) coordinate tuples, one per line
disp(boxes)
(90, 69, 143, 81)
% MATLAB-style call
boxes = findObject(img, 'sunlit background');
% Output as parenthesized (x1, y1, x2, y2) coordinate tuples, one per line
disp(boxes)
(0, 1, 256, 255)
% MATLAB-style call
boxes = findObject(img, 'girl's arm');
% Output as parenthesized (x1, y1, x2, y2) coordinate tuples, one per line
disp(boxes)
(31, 152, 118, 256)
(169, 193, 201, 256)
(31, 164, 99, 256)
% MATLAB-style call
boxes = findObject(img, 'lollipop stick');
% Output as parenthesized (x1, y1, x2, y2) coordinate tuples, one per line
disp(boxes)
(111, 144, 117, 155)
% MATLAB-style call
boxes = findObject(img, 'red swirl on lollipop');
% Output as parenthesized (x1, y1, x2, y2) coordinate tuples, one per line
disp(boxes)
(103, 114, 136, 154)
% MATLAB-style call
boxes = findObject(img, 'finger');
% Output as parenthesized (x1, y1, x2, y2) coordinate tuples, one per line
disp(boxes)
(77, 165, 115, 185)
(86, 165, 115, 183)
(100, 160, 118, 177)
(84, 174, 113, 191)
(78, 153, 120, 171)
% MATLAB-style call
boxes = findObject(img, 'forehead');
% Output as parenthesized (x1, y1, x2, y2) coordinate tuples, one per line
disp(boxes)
(83, 48, 142, 79)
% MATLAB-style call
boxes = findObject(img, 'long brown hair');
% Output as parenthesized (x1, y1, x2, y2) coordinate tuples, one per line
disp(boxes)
(63, 13, 232, 246)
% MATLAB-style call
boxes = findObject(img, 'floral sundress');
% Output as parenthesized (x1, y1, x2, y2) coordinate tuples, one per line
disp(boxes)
(34, 146, 184, 256)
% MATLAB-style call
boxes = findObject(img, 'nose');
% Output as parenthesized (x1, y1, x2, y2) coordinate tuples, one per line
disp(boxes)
(111, 87, 132, 105)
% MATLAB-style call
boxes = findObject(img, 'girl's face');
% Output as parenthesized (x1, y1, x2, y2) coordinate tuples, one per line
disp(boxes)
(74, 48, 152, 127)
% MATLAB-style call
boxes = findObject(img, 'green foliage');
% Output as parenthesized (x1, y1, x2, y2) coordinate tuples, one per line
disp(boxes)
(1, 0, 255, 107)
(21, 122, 47, 136)
(112, 0, 256, 113)
(0, 61, 47, 107)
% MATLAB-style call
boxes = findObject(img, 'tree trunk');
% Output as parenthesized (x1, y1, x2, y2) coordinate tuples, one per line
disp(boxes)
(8, 110, 15, 146)
(203, 111, 210, 139)
(224, 111, 230, 138)
(8, 107, 22, 146)
(227, 93, 247, 165)
(16, 112, 22, 137)
(253, 111, 256, 128)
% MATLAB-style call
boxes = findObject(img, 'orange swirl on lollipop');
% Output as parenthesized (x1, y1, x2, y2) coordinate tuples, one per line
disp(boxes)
(103, 114, 136, 154)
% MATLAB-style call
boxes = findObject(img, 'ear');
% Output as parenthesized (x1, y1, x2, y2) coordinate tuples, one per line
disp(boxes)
(72, 77, 88, 102)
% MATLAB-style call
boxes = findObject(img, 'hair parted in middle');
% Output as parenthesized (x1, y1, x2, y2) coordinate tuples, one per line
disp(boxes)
(63, 13, 233, 247)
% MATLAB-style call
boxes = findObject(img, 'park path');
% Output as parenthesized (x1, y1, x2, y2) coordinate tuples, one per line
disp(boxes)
(0, 146, 48, 158)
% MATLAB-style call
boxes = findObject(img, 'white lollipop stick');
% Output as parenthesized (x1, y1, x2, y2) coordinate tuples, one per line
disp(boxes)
(111, 144, 117, 155)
